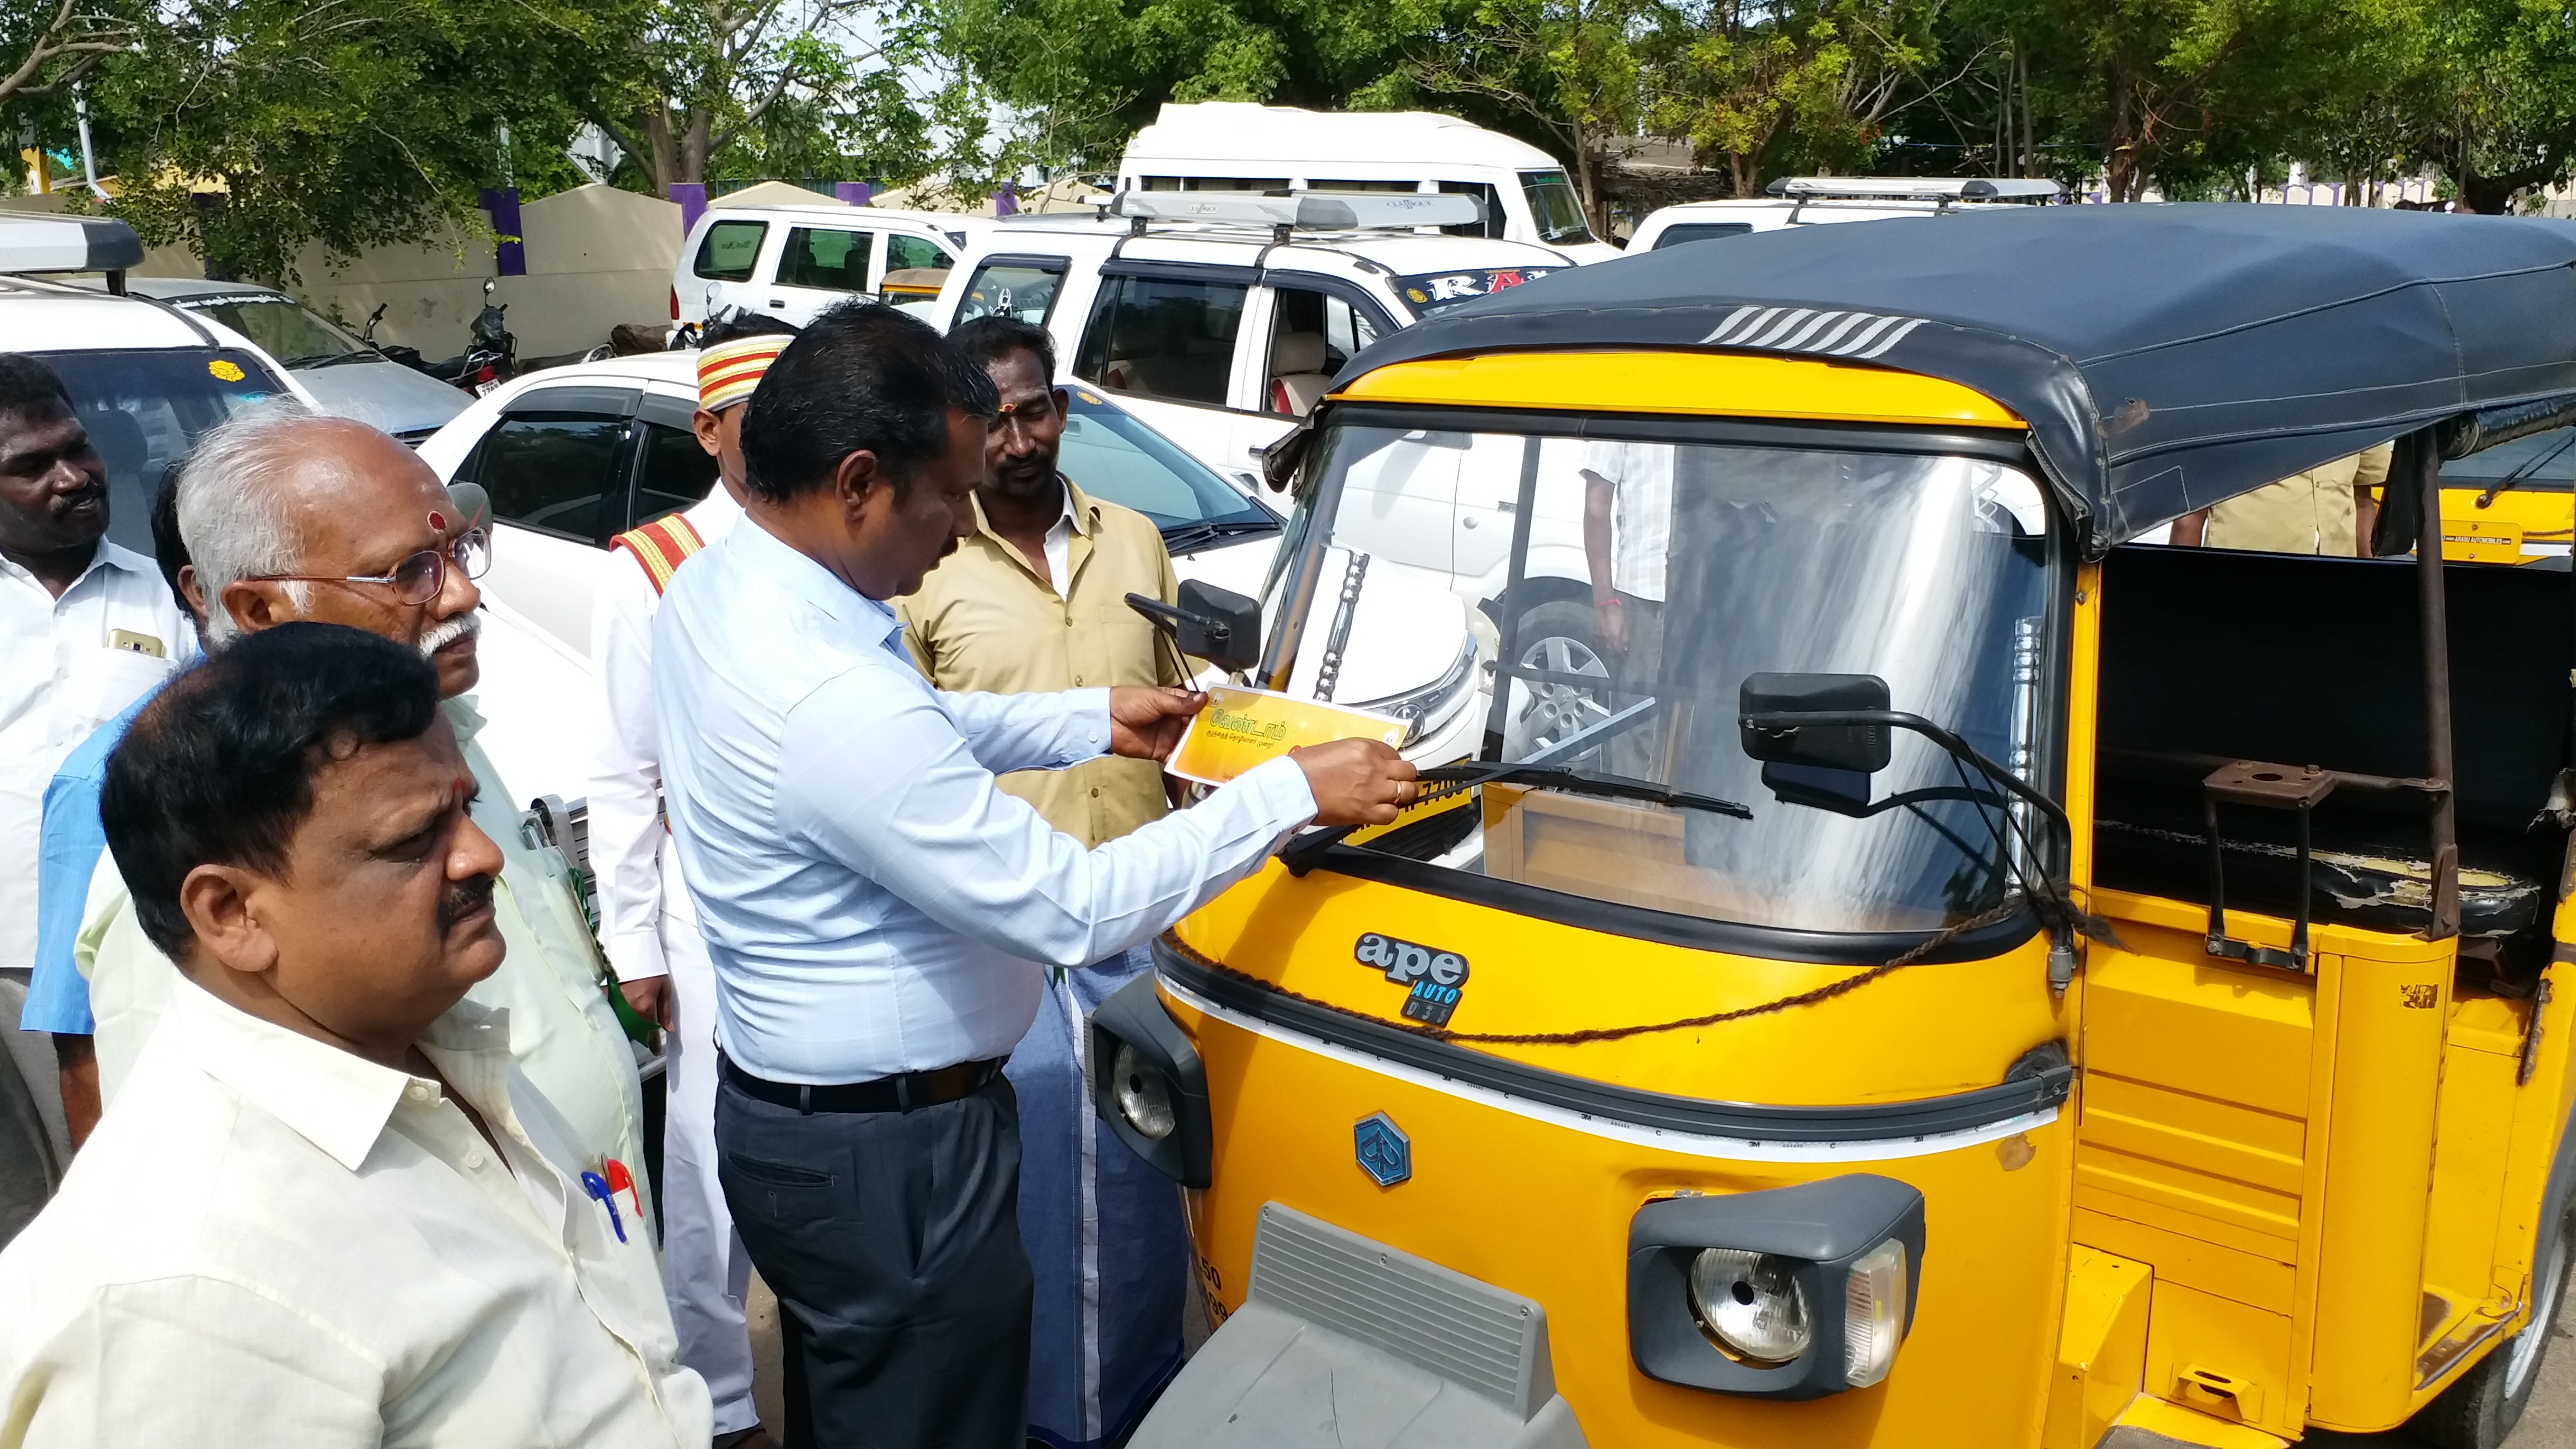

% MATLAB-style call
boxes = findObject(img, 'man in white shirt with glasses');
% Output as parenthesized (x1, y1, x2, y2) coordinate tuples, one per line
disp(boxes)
(69, 403, 649, 1187)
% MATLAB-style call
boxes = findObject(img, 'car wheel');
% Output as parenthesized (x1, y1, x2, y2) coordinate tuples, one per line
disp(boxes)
(2412, 1202, 2573, 1449)
(1503, 599, 1611, 762)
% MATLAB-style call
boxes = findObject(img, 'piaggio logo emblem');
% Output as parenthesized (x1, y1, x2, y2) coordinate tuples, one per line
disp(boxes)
(1355, 932, 1469, 1027)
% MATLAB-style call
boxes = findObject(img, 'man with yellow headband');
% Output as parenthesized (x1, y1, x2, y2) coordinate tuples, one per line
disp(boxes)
(588, 314, 795, 1449)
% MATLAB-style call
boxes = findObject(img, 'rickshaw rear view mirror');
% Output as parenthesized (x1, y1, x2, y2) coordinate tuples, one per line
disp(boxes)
(1738, 674, 1894, 773)
(1126, 580, 1264, 675)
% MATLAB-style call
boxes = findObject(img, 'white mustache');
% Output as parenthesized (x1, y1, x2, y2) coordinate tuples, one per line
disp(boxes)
(418, 609, 481, 659)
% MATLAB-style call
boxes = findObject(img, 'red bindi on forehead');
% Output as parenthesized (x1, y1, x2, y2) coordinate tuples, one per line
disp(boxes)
(429, 510, 446, 532)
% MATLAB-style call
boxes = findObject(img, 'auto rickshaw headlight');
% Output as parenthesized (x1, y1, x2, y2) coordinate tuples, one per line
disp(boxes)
(1841, 1238, 1909, 1388)
(1628, 1174, 1925, 1401)
(1688, 1248, 1812, 1363)
(1111, 1041, 1177, 1140)
(1087, 969, 1214, 1187)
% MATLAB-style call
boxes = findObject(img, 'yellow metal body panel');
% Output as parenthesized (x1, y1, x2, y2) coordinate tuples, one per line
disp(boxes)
(2440, 484, 2573, 563)
(1163, 349, 2576, 1449)
(2109, 1394, 2291, 1448)
(1336, 349, 2029, 429)
(1161, 968, 2074, 1448)
(2045, 1248, 2152, 1449)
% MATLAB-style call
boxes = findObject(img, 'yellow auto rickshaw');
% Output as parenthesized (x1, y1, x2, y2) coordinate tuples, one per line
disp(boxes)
(1089, 204, 2576, 1449)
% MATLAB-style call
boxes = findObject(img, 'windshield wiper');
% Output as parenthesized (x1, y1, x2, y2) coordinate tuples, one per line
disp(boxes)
(1420, 762, 1750, 819)
(1162, 517, 1278, 553)
(2475, 430, 2576, 507)
(306, 349, 381, 368)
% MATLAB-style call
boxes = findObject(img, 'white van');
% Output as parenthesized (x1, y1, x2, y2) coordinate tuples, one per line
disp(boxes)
(1117, 102, 1621, 263)
(671, 203, 977, 330)
(1629, 176, 2064, 250)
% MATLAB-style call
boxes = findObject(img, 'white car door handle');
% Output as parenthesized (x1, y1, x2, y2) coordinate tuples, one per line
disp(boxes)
(1462, 515, 1480, 528)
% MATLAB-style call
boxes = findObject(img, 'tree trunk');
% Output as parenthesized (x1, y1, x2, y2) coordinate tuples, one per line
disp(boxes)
(2018, 45, 2033, 179)
(640, 105, 680, 198)
(2103, 43, 2142, 201)
(680, 108, 713, 186)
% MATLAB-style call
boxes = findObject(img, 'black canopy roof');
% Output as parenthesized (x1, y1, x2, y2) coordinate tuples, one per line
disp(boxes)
(1336, 203, 2576, 553)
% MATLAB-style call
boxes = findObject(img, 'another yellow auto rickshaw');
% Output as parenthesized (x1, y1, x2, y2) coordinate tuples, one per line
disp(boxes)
(1090, 204, 2576, 1448)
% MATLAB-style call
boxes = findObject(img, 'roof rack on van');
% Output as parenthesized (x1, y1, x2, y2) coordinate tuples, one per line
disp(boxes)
(0, 216, 145, 293)
(1107, 188, 1483, 240)
(1763, 176, 2065, 203)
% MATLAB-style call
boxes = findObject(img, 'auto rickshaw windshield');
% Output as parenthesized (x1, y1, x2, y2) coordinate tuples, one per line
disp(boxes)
(1276, 421, 2064, 936)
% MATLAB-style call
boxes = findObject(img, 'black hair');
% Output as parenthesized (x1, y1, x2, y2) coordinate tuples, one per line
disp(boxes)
(0, 353, 73, 423)
(948, 314, 1057, 385)
(102, 622, 443, 956)
(740, 300, 997, 503)
(699, 310, 801, 351)
(149, 466, 191, 612)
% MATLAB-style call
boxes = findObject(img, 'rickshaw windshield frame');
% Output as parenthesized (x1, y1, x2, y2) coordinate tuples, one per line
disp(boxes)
(1265, 402, 2073, 963)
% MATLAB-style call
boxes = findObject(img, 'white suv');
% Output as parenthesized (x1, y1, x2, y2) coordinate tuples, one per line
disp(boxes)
(1630, 176, 2064, 251)
(673, 203, 977, 330)
(927, 190, 1571, 485)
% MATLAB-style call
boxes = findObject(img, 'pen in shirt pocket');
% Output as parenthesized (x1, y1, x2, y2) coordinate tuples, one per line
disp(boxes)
(580, 1168, 627, 1243)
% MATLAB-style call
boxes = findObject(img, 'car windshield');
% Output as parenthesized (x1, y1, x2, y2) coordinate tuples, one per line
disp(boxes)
(1058, 387, 1278, 544)
(1518, 170, 1596, 245)
(1271, 422, 2061, 936)
(35, 347, 290, 553)
(2442, 426, 2576, 491)
(181, 295, 365, 367)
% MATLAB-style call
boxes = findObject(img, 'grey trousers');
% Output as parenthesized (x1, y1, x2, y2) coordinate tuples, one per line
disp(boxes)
(717, 1072, 1034, 1449)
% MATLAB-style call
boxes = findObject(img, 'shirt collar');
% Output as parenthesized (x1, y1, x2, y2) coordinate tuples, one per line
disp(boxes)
(0, 538, 151, 594)
(169, 974, 513, 1173)
(440, 692, 486, 745)
(972, 475, 1093, 545)
(735, 510, 902, 651)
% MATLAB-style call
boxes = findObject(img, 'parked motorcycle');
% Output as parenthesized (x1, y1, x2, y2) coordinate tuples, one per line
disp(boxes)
(357, 304, 426, 372)
(416, 278, 516, 396)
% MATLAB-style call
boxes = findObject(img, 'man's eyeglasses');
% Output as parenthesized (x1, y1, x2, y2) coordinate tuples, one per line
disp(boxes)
(255, 528, 490, 606)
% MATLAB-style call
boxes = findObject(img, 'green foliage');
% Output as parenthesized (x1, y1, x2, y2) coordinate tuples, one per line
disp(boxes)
(83, 0, 622, 283)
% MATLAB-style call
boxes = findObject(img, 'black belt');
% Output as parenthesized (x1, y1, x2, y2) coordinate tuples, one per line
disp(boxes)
(720, 1054, 1006, 1115)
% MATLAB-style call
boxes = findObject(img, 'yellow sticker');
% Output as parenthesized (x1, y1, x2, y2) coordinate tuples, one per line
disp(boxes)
(1166, 685, 1407, 787)
(209, 358, 245, 382)
(1077, 390, 1104, 405)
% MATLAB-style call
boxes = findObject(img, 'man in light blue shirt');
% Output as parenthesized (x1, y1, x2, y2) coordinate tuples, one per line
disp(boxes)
(653, 302, 1414, 1447)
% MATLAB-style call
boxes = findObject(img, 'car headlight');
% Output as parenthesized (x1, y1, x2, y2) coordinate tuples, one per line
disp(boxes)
(1351, 633, 1479, 747)
(1689, 1248, 1812, 1364)
(1111, 1041, 1177, 1140)
(1628, 1174, 1925, 1400)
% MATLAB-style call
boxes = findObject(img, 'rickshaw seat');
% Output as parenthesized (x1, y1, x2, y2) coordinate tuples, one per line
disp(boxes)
(2093, 544, 2570, 943)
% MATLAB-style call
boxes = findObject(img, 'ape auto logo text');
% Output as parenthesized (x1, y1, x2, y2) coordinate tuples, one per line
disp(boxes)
(1355, 932, 1470, 1027)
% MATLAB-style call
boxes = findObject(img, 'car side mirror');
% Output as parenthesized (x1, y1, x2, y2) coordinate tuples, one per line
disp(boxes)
(1739, 673, 1893, 772)
(1126, 579, 1263, 675)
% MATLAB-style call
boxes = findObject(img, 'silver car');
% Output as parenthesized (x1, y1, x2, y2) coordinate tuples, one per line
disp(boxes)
(115, 277, 468, 442)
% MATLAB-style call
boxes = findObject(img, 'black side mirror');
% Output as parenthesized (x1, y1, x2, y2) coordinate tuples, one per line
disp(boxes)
(1739, 673, 1893, 771)
(1740, 673, 1894, 816)
(1126, 579, 1263, 675)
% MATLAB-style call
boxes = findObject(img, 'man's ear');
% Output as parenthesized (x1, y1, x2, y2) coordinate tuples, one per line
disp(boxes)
(832, 448, 892, 521)
(177, 864, 281, 980)
(220, 577, 304, 634)
(692, 408, 724, 460)
(177, 564, 209, 627)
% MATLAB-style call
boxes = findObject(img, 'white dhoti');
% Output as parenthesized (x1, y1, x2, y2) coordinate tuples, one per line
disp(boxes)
(659, 869, 760, 1435)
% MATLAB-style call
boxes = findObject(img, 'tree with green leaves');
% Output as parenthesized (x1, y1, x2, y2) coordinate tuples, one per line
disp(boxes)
(579, 1, 937, 195)
(86, 0, 621, 282)
(1, 0, 136, 112)
(1647, 0, 1938, 196)
(1395, 0, 1647, 227)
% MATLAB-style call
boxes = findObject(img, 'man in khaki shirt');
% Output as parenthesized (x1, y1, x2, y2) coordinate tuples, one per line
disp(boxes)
(896, 314, 1191, 1448)
(2174, 442, 2396, 554)
(898, 323, 1186, 846)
